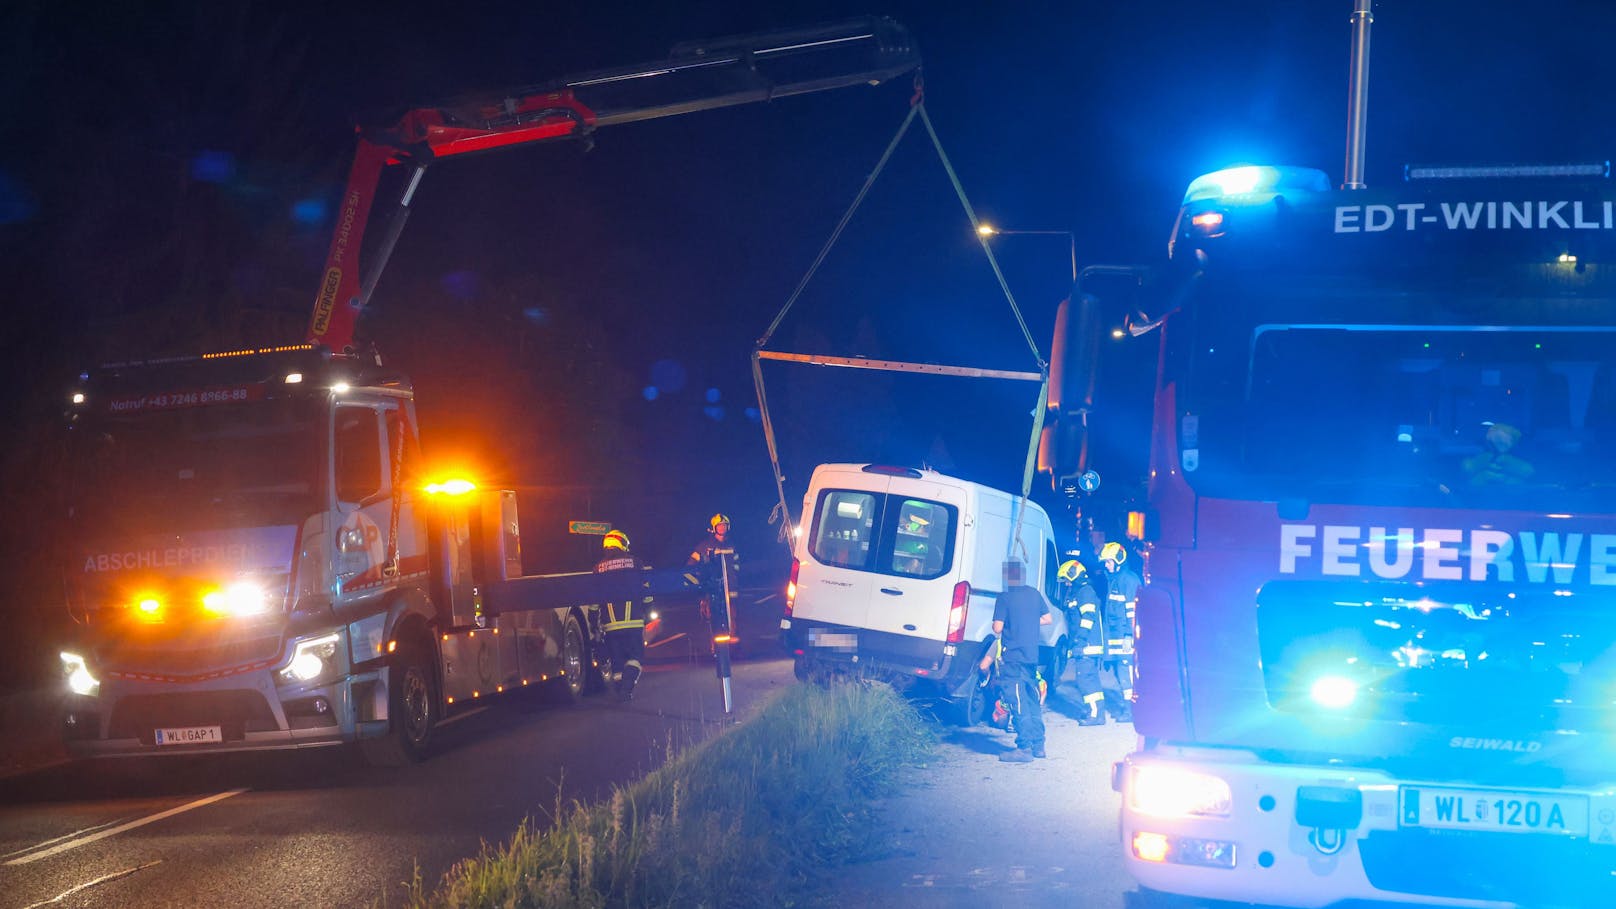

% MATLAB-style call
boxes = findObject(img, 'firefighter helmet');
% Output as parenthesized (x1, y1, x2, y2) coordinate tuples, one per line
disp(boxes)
(1100, 541, 1127, 565)
(1058, 559, 1086, 582)
(603, 530, 630, 551)
(708, 513, 731, 533)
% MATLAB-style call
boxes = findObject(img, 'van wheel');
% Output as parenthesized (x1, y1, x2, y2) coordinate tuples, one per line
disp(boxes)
(947, 678, 988, 727)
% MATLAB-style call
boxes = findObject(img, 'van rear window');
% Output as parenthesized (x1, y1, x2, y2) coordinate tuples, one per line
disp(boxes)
(809, 489, 956, 579)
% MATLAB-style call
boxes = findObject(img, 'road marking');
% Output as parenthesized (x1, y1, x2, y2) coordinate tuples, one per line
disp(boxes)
(0, 817, 132, 862)
(22, 860, 162, 908)
(3, 789, 247, 866)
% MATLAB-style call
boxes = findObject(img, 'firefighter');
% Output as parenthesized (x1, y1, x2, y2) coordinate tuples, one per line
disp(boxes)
(684, 513, 739, 652)
(1099, 540, 1139, 723)
(594, 530, 649, 701)
(1060, 557, 1107, 726)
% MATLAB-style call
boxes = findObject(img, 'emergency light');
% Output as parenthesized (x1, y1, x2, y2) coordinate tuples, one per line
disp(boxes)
(1181, 165, 1330, 205)
(1403, 162, 1610, 181)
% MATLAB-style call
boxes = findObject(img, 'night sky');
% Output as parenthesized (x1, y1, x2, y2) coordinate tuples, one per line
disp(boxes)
(4, 0, 1616, 679)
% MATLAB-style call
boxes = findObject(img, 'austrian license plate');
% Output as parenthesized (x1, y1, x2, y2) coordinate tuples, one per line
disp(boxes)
(808, 629, 858, 651)
(1399, 786, 1588, 836)
(154, 725, 223, 746)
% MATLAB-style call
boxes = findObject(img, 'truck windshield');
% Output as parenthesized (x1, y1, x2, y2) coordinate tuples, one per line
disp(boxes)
(68, 395, 324, 534)
(1181, 287, 1616, 511)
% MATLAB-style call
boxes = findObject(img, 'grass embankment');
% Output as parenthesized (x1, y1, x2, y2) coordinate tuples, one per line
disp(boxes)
(405, 681, 935, 908)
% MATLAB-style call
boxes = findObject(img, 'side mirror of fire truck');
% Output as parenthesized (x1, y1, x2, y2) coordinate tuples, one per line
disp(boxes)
(1040, 294, 1105, 492)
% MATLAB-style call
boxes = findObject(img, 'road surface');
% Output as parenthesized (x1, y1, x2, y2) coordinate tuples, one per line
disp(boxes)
(0, 656, 1146, 908)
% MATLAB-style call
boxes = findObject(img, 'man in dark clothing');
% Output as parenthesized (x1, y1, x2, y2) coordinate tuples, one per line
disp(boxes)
(993, 558, 1051, 762)
(595, 530, 650, 701)
(684, 513, 739, 654)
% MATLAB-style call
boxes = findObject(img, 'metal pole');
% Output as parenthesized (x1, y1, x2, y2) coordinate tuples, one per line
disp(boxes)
(714, 548, 736, 716)
(1343, 0, 1374, 190)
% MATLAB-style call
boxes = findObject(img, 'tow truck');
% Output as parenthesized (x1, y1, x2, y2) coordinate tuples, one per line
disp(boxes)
(1042, 5, 1616, 906)
(56, 18, 919, 765)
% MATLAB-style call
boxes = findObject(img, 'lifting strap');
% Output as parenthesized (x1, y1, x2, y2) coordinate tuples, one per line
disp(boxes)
(753, 94, 1051, 553)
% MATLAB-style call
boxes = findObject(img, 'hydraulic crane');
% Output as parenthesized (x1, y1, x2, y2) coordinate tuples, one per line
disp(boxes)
(307, 16, 919, 354)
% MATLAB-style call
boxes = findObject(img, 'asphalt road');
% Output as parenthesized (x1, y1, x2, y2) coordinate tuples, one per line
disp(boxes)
(0, 653, 784, 909)
(0, 654, 1147, 909)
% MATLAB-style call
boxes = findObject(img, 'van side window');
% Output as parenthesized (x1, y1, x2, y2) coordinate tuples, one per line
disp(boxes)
(810, 490, 878, 569)
(889, 498, 955, 579)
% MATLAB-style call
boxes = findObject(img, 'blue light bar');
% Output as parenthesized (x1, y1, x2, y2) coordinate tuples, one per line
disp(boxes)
(1181, 165, 1330, 205)
(1403, 162, 1610, 181)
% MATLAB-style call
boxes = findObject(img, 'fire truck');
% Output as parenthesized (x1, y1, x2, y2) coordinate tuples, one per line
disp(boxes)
(56, 18, 919, 766)
(1041, 7, 1616, 908)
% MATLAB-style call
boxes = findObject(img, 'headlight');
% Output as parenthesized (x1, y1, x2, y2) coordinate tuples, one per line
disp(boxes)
(280, 633, 341, 683)
(60, 651, 100, 697)
(203, 581, 270, 618)
(1129, 765, 1233, 818)
(1310, 674, 1359, 708)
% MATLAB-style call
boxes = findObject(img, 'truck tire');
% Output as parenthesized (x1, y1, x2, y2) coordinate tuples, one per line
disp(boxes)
(546, 611, 587, 706)
(361, 640, 436, 767)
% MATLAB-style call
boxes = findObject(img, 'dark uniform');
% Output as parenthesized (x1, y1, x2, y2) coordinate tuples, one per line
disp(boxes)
(684, 514, 738, 648)
(1061, 559, 1108, 725)
(595, 532, 650, 701)
(1099, 541, 1139, 723)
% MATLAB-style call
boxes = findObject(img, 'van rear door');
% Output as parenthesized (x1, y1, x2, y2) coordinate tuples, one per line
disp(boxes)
(797, 475, 890, 631)
(862, 485, 968, 641)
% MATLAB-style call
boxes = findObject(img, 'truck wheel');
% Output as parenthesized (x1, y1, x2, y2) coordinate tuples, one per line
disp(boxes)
(546, 611, 587, 705)
(361, 641, 436, 766)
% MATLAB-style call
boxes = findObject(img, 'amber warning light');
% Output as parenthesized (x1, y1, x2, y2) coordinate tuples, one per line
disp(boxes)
(424, 478, 477, 496)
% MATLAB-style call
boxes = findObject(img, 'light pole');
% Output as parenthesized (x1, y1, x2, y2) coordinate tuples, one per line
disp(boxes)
(977, 223, 1077, 283)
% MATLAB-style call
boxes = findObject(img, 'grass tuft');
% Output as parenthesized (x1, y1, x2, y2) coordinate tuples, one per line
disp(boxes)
(401, 680, 933, 908)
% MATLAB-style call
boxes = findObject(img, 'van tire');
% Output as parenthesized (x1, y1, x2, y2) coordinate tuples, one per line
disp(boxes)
(948, 679, 988, 727)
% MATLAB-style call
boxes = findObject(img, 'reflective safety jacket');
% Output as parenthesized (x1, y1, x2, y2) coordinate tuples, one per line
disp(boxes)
(595, 553, 651, 631)
(1103, 566, 1140, 656)
(1065, 581, 1106, 658)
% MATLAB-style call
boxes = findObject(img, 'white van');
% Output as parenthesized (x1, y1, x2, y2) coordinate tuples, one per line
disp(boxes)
(780, 463, 1069, 722)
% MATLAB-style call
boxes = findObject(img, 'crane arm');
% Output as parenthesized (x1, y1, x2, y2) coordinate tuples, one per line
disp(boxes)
(307, 16, 920, 353)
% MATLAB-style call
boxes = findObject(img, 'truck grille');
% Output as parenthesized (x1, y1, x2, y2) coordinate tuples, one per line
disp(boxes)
(108, 690, 278, 742)
(101, 633, 283, 680)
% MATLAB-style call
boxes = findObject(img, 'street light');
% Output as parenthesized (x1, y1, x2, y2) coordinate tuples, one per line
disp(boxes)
(976, 223, 1077, 283)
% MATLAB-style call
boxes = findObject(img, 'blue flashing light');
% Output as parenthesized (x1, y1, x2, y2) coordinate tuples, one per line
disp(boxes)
(1181, 165, 1331, 205)
(705, 387, 721, 404)
(703, 405, 725, 421)
(291, 198, 327, 225)
(744, 407, 761, 422)
(642, 386, 659, 401)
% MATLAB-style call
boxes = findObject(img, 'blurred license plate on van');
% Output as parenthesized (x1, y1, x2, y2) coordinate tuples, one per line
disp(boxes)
(808, 629, 858, 651)
(1400, 786, 1587, 835)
